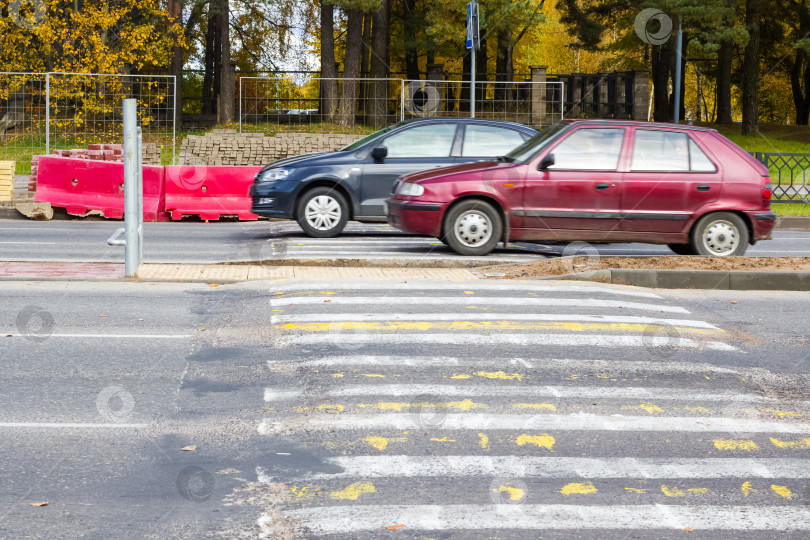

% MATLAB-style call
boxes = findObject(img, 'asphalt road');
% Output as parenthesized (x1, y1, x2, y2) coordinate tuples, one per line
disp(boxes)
(1, 279, 809, 538)
(1, 220, 810, 264)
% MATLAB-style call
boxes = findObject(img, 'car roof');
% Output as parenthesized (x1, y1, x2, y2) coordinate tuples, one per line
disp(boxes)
(398, 117, 538, 133)
(560, 119, 718, 133)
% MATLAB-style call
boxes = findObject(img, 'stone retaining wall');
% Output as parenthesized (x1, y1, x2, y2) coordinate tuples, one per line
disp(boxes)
(178, 129, 364, 166)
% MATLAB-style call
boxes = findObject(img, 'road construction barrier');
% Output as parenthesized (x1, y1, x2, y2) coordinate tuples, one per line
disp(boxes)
(34, 156, 166, 221)
(163, 165, 261, 221)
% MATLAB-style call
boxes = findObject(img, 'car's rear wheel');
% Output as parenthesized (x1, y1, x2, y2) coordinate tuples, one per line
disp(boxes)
(296, 187, 349, 238)
(667, 243, 696, 255)
(444, 200, 502, 256)
(690, 212, 749, 256)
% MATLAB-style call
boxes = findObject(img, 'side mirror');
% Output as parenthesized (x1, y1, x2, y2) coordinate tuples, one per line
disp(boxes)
(538, 153, 555, 170)
(371, 146, 388, 161)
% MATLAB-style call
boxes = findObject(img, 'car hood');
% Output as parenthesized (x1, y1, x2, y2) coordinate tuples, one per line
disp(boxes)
(400, 160, 508, 183)
(258, 151, 339, 173)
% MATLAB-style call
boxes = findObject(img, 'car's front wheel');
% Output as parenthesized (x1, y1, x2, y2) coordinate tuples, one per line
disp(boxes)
(690, 212, 749, 256)
(444, 199, 502, 256)
(296, 187, 349, 238)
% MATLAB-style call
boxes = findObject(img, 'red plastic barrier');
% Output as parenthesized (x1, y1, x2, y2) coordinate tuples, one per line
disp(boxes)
(163, 166, 261, 220)
(34, 156, 167, 221)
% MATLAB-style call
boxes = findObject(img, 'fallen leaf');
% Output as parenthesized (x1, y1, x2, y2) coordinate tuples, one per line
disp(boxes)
(99, 314, 108, 317)
(181, 445, 197, 451)
(138, 318, 144, 321)
(682, 528, 693, 532)
(384, 524, 405, 530)
(209, 283, 219, 287)
(29, 502, 48, 507)
(730, 301, 737, 304)
(324, 300, 331, 303)
(198, 328, 206, 331)
(6, 334, 12, 337)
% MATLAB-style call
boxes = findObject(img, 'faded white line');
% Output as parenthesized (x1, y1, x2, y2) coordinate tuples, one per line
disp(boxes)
(0, 422, 148, 428)
(271, 313, 716, 329)
(257, 456, 810, 482)
(258, 413, 809, 435)
(3, 333, 194, 339)
(278, 333, 736, 351)
(263, 385, 766, 402)
(275, 297, 683, 312)
(263, 505, 810, 535)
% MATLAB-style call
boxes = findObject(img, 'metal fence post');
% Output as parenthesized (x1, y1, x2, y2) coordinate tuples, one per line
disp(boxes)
(45, 73, 50, 156)
(172, 75, 177, 165)
(123, 99, 140, 277)
(137, 126, 144, 265)
(400, 81, 405, 122)
(238, 77, 242, 133)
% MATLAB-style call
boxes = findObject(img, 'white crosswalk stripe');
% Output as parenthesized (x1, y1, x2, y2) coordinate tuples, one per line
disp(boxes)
(255, 281, 809, 536)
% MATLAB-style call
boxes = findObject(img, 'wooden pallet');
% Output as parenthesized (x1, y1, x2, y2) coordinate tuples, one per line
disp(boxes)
(0, 161, 13, 202)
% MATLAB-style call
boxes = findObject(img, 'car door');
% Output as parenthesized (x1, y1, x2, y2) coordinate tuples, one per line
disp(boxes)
(458, 124, 531, 161)
(621, 128, 721, 233)
(359, 122, 459, 218)
(521, 127, 627, 232)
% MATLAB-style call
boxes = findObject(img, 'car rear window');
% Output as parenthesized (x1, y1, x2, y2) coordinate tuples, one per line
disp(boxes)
(631, 130, 717, 172)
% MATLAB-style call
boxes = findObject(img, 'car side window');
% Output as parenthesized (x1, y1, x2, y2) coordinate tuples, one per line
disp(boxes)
(547, 128, 625, 170)
(688, 137, 717, 172)
(631, 130, 690, 171)
(461, 125, 526, 157)
(382, 124, 457, 158)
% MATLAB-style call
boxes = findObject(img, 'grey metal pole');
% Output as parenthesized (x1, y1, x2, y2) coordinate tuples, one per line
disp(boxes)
(123, 99, 139, 277)
(673, 23, 683, 124)
(471, 47, 476, 118)
(137, 126, 144, 265)
(45, 73, 50, 156)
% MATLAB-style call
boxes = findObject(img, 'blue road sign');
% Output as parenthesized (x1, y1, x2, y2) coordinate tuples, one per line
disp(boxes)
(466, 2, 479, 50)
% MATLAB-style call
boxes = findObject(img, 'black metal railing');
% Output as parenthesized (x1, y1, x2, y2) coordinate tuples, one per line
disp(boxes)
(752, 152, 810, 202)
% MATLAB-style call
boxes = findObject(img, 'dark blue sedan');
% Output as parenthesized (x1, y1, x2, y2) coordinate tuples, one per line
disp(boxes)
(249, 118, 537, 237)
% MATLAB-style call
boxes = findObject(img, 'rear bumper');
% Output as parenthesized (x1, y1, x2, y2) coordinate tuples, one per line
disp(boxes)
(386, 199, 444, 237)
(746, 211, 776, 240)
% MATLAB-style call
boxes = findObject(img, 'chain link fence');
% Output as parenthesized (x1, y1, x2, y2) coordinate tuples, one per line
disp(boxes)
(0, 72, 176, 174)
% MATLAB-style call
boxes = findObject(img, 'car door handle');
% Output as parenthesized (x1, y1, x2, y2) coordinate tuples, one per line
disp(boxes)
(697, 184, 711, 191)
(595, 183, 610, 190)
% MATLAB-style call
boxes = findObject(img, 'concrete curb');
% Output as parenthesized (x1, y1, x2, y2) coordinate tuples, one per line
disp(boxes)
(544, 268, 810, 290)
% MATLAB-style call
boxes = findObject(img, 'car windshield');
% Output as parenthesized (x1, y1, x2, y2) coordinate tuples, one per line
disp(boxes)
(503, 122, 568, 162)
(340, 123, 403, 151)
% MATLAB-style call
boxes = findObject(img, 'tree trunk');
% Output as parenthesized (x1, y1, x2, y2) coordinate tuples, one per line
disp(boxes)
(359, 12, 372, 114)
(219, 0, 235, 124)
(403, 0, 419, 80)
(320, 1, 338, 122)
(741, 0, 761, 135)
(338, 8, 363, 127)
(791, 51, 810, 125)
(652, 43, 671, 122)
(460, 52, 471, 112)
(370, 0, 390, 126)
(476, 36, 487, 109)
(203, 9, 220, 115)
(495, 28, 509, 102)
(169, 0, 183, 126)
(696, 67, 702, 122)
(716, 39, 733, 123)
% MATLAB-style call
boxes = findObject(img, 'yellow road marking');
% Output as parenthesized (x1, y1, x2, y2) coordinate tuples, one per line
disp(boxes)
(771, 485, 794, 500)
(475, 371, 524, 381)
(296, 404, 344, 412)
(684, 406, 712, 413)
(479, 433, 490, 451)
(329, 481, 376, 500)
(661, 484, 709, 497)
(450, 374, 471, 379)
(430, 437, 456, 442)
(512, 403, 557, 411)
(560, 482, 597, 495)
(332, 373, 344, 378)
(276, 321, 723, 334)
(760, 408, 803, 418)
(713, 439, 759, 451)
(290, 485, 320, 499)
(356, 399, 485, 412)
(363, 436, 407, 451)
(362, 374, 386, 378)
(621, 402, 665, 414)
(494, 483, 525, 501)
(770, 437, 810, 449)
(516, 434, 556, 450)
(625, 488, 647, 494)
(741, 481, 757, 496)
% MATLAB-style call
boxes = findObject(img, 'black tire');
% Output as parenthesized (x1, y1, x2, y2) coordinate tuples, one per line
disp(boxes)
(296, 186, 349, 238)
(443, 200, 503, 256)
(667, 243, 696, 255)
(690, 212, 749, 256)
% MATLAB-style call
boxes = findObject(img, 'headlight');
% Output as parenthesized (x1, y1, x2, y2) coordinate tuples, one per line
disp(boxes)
(399, 182, 424, 197)
(258, 168, 291, 182)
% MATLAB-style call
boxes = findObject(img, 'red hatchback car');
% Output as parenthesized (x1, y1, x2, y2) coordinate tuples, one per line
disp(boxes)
(386, 120, 775, 256)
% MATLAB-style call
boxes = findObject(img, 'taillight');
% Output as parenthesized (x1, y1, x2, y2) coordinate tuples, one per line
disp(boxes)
(762, 176, 772, 200)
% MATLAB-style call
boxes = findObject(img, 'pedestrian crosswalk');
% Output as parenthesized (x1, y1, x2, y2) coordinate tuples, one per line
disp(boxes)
(255, 280, 810, 537)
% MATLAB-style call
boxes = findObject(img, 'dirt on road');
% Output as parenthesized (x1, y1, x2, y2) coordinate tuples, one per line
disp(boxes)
(480, 256, 810, 279)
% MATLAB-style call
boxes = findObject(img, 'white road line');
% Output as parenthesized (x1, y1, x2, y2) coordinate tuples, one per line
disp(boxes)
(276, 297, 687, 313)
(271, 313, 717, 329)
(262, 385, 767, 403)
(257, 456, 810, 482)
(279, 333, 736, 351)
(258, 413, 809, 435)
(268, 281, 663, 298)
(267, 356, 745, 374)
(0, 242, 61, 245)
(0, 422, 148, 428)
(264, 505, 810, 534)
(3, 333, 194, 339)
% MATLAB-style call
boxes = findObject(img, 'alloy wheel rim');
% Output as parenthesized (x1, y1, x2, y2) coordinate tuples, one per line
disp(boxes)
(454, 211, 492, 247)
(305, 195, 341, 231)
(702, 220, 739, 256)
